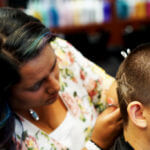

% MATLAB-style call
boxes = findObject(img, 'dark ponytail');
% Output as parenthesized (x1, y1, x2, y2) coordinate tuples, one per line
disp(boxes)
(0, 44, 21, 149)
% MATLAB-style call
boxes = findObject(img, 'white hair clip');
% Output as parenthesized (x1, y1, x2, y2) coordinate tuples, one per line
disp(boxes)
(120, 48, 131, 58)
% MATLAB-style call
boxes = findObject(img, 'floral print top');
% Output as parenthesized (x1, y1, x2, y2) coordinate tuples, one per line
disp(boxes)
(14, 37, 115, 150)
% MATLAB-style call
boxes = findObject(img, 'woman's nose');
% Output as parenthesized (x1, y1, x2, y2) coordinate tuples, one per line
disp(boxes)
(46, 74, 60, 93)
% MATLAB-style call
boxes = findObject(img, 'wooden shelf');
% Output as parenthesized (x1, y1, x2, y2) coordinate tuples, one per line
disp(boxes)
(50, 18, 150, 46)
(50, 22, 112, 34)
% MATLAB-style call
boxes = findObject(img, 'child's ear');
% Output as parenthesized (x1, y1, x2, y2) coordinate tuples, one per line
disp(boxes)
(127, 101, 147, 128)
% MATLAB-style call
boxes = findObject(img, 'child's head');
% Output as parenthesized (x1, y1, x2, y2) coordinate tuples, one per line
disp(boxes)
(116, 43, 150, 127)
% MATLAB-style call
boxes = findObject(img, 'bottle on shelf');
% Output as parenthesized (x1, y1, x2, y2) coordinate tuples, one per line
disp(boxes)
(135, 0, 147, 19)
(103, 0, 112, 22)
(146, 0, 150, 17)
(116, 0, 129, 19)
(48, 0, 59, 27)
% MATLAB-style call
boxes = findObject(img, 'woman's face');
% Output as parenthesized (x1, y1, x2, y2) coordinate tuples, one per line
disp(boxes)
(11, 44, 60, 110)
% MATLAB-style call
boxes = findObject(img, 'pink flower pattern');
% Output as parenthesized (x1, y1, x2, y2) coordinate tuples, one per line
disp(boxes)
(15, 37, 114, 150)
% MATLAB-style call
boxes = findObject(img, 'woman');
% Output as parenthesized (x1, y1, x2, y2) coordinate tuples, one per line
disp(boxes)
(0, 8, 122, 150)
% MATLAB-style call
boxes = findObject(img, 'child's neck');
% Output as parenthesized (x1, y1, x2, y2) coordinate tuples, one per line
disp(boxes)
(124, 121, 149, 150)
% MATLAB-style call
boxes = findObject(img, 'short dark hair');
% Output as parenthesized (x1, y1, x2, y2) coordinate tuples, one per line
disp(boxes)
(116, 43, 150, 124)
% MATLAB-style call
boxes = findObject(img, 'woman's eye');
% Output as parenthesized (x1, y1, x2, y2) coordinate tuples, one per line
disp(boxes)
(29, 82, 42, 92)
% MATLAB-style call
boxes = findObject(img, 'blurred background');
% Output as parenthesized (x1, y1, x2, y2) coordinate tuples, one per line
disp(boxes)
(1, 0, 150, 76)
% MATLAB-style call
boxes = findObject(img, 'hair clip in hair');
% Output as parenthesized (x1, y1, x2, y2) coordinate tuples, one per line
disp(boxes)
(121, 48, 131, 58)
(29, 109, 39, 121)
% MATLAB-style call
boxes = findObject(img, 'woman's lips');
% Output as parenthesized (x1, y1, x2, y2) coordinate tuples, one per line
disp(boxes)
(46, 92, 59, 104)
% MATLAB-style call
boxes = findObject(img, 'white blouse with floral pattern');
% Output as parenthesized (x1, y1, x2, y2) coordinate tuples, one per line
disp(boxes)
(14, 37, 115, 150)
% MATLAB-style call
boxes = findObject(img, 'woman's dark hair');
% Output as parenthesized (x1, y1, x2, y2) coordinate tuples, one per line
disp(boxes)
(0, 7, 40, 42)
(0, 10, 55, 149)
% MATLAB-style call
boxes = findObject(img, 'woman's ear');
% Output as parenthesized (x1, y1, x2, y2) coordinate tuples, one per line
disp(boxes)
(127, 101, 147, 128)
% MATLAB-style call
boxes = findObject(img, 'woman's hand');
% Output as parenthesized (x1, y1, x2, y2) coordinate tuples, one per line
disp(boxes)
(91, 106, 123, 150)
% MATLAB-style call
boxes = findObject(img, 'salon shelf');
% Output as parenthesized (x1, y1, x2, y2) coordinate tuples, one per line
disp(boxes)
(50, 22, 112, 34)
(50, 18, 150, 46)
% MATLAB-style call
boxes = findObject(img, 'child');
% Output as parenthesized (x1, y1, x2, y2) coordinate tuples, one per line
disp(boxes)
(112, 43, 150, 150)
